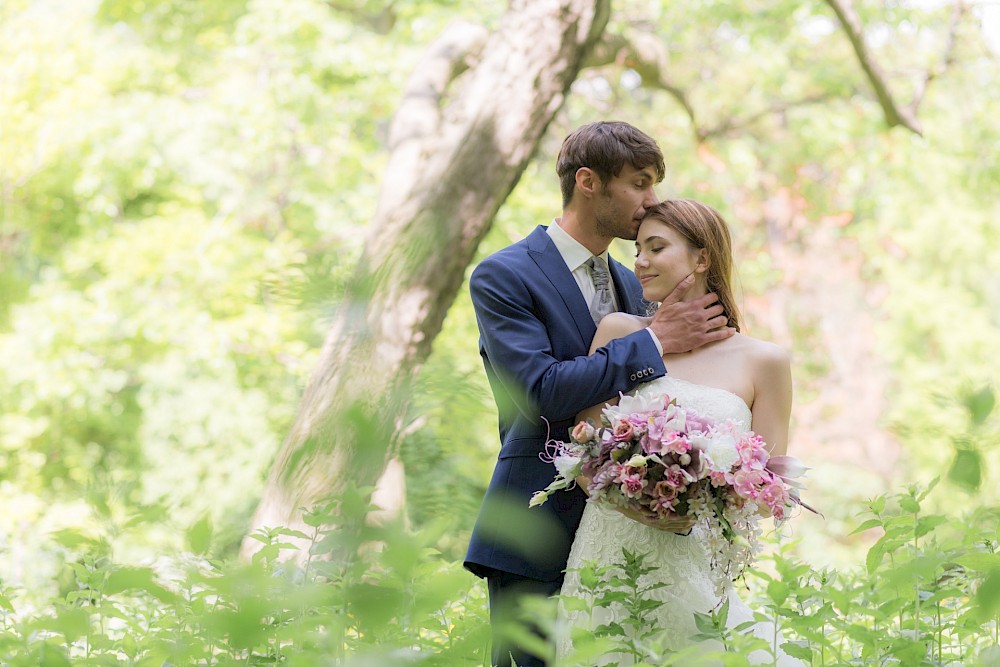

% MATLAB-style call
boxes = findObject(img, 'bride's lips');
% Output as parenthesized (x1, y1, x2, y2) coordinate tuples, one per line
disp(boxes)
(638, 274, 657, 285)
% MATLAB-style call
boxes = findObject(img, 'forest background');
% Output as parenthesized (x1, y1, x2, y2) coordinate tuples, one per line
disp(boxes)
(1, 0, 999, 664)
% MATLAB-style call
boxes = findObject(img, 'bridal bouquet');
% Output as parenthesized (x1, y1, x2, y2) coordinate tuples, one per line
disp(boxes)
(530, 391, 814, 585)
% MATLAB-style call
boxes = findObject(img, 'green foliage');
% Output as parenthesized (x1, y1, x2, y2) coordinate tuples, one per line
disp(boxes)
(0, 497, 490, 666)
(0, 484, 998, 665)
(1, 0, 999, 663)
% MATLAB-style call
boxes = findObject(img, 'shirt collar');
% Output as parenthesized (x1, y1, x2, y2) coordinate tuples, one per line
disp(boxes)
(547, 220, 610, 272)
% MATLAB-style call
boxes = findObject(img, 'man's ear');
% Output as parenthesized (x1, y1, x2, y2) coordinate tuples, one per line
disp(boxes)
(575, 167, 599, 198)
(694, 248, 710, 273)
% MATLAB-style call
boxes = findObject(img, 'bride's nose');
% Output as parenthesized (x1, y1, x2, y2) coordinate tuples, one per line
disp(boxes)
(635, 252, 648, 270)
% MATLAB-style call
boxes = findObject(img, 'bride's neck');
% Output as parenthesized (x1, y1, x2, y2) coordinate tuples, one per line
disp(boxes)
(681, 279, 709, 302)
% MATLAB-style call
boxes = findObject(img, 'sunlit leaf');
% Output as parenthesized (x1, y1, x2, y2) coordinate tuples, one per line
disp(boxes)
(964, 385, 995, 425)
(186, 515, 213, 555)
(948, 447, 982, 492)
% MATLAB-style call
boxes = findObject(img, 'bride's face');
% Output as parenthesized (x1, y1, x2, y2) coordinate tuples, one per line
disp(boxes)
(633, 218, 707, 302)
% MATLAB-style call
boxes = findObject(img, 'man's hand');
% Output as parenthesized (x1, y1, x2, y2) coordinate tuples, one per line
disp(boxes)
(613, 503, 697, 534)
(648, 274, 736, 354)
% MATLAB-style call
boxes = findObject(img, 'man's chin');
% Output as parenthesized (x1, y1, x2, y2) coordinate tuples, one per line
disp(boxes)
(622, 222, 642, 240)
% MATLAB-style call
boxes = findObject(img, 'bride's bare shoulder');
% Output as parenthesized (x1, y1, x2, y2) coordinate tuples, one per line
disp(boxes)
(731, 333, 791, 375)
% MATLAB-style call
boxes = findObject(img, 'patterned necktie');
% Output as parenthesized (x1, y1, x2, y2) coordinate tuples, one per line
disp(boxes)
(587, 256, 615, 324)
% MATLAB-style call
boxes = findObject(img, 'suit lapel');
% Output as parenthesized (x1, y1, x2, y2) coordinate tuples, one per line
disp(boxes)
(526, 227, 597, 344)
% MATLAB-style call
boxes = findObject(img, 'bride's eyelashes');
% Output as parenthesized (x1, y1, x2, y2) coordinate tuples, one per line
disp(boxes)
(634, 245, 665, 257)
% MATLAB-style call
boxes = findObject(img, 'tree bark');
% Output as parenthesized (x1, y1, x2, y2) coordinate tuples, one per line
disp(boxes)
(242, 0, 610, 558)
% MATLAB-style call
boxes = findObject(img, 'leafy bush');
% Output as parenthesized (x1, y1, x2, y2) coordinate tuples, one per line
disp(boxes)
(1, 482, 998, 666)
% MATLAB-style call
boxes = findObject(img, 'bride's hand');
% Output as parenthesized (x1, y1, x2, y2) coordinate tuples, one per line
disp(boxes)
(648, 273, 736, 354)
(614, 504, 697, 534)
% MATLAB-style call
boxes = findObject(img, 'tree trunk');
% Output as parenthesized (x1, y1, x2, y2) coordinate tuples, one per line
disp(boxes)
(242, 0, 610, 558)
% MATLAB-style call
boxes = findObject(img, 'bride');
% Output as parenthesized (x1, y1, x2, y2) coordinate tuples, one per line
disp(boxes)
(556, 199, 804, 665)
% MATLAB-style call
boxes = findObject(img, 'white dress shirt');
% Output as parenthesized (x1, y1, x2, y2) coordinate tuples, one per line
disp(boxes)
(547, 220, 619, 311)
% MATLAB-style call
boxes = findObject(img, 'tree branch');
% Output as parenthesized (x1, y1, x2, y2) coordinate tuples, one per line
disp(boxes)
(324, 0, 397, 34)
(908, 1, 966, 114)
(585, 29, 846, 143)
(388, 20, 489, 152)
(585, 30, 702, 138)
(700, 91, 848, 139)
(822, 0, 923, 135)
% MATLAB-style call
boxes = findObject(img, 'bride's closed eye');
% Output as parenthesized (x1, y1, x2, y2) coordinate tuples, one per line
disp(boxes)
(636, 246, 664, 257)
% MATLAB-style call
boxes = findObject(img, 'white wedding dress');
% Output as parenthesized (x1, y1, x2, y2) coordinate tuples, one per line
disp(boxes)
(557, 375, 804, 665)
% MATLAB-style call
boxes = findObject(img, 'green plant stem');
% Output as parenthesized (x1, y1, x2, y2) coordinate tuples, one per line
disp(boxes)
(936, 600, 941, 663)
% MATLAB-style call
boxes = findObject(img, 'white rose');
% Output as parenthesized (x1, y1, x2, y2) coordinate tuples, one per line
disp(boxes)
(704, 432, 740, 472)
(554, 454, 582, 479)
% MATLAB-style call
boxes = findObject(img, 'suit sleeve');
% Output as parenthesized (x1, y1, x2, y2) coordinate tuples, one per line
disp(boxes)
(471, 257, 666, 423)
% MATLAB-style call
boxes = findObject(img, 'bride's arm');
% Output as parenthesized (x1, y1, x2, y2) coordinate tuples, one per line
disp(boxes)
(748, 342, 793, 458)
(574, 313, 648, 425)
(573, 314, 694, 533)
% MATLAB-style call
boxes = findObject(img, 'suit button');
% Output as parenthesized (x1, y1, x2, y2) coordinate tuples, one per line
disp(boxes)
(630, 374, 636, 381)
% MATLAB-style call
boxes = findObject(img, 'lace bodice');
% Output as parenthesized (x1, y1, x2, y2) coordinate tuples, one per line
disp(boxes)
(556, 375, 803, 665)
(631, 375, 752, 429)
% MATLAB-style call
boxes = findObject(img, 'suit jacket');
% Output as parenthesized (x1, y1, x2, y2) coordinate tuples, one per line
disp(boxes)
(464, 225, 667, 582)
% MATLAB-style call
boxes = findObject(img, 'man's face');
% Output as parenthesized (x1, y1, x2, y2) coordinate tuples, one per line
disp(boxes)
(593, 164, 659, 241)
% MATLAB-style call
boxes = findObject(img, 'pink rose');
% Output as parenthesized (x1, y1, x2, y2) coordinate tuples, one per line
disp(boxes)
(653, 480, 679, 502)
(612, 421, 635, 442)
(571, 421, 596, 443)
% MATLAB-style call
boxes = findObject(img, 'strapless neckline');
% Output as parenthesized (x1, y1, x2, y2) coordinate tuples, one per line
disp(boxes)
(632, 374, 752, 427)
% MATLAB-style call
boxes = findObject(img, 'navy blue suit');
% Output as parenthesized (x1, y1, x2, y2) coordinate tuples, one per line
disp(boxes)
(465, 225, 667, 585)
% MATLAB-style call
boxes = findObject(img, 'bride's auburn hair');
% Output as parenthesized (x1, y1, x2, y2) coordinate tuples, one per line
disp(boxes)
(642, 199, 742, 332)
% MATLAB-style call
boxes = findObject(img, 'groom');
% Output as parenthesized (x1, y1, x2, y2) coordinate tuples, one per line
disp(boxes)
(464, 121, 735, 667)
